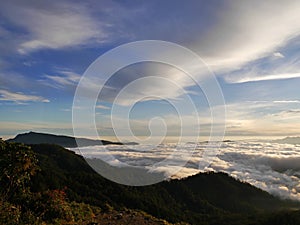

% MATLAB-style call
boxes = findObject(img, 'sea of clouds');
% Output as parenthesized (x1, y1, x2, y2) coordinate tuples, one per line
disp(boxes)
(70, 140, 300, 201)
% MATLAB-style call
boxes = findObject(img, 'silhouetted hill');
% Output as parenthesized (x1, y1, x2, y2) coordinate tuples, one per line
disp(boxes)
(7, 131, 137, 147)
(0, 140, 176, 224)
(28, 143, 300, 225)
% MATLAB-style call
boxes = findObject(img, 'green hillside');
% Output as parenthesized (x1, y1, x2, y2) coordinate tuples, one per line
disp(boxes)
(1, 140, 300, 224)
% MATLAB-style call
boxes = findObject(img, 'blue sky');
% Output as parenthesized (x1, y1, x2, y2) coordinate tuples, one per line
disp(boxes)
(0, 0, 300, 139)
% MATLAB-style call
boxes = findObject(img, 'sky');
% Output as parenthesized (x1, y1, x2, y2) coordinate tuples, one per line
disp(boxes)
(0, 0, 300, 140)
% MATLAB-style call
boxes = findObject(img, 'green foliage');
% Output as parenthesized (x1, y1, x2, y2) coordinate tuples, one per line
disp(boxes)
(0, 140, 42, 224)
(0, 200, 21, 225)
(0, 141, 100, 224)
(0, 140, 39, 202)
(41, 188, 73, 222)
(70, 201, 99, 222)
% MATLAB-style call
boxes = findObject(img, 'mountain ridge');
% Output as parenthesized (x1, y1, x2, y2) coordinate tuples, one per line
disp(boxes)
(7, 131, 138, 147)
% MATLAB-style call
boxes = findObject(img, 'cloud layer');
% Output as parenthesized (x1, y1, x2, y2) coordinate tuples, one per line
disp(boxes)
(71, 140, 300, 201)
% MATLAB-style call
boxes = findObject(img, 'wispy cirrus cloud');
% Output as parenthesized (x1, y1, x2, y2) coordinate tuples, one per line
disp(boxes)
(273, 52, 285, 59)
(223, 41, 300, 84)
(44, 70, 81, 88)
(0, 0, 110, 54)
(273, 100, 300, 103)
(0, 89, 50, 103)
(227, 72, 300, 83)
(196, 0, 300, 71)
(96, 104, 110, 110)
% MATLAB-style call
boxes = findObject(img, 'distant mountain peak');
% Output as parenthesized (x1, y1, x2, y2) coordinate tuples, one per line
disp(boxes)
(273, 136, 300, 144)
(7, 131, 135, 147)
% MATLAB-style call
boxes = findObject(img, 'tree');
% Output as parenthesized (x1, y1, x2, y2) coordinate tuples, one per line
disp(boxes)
(0, 140, 39, 203)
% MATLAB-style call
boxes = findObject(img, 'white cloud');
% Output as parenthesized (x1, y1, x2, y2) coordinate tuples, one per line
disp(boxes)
(96, 104, 110, 110)
(196, 1, 300, 71)
(227, 72, 300, 83)
(209, 142, 300, 201)
(45, 70, 81, 87)
(0, 89, 50, 103)
(273, 100, 300, 104)
(273, 52, 285, 58)
(0, 0, 108, 54)
(189, 1, 300, 84)
(223, 46, 300, 83)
